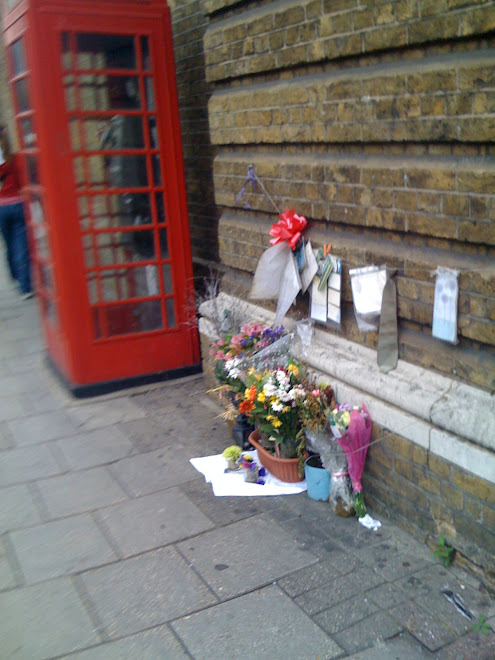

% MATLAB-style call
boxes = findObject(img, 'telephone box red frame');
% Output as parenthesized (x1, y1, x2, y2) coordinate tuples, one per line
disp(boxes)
(2, 0, 201, 396)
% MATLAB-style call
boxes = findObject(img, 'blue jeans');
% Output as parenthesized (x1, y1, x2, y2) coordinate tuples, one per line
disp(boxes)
(0, 202, 32, 294)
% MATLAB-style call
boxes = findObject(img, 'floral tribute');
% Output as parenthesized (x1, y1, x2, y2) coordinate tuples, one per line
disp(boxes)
(327, 403, 373, 517)
(241, 360, 306, 459)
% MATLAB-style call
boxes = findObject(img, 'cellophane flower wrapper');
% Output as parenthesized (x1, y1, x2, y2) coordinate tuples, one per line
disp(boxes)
(305, 429, 354, 516)
(335, 404, 372, 493)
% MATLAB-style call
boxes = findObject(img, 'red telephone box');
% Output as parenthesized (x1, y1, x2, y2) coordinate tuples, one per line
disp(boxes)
(3, 0, 201, 395)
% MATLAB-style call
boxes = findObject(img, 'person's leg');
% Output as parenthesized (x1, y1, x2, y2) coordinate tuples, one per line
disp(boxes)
(0, 205, 17, 281)
(10, 203, 32, 295)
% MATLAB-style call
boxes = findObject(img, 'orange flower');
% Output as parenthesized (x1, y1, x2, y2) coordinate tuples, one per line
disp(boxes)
(239, 400, 254, 414)
(248, 385, 257, 401)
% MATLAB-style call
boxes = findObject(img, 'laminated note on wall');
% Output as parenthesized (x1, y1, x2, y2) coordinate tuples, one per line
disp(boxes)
(326, 255, 342, 329)
(432, 267, 459, 344)
(349, 265, 387, 332)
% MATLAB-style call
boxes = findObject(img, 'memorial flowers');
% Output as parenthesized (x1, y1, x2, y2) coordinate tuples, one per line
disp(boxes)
(241, 360, 307, 459)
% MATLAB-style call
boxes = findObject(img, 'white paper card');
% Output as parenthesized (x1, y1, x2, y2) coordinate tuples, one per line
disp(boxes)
(300, 240, 319, 293)
(275, 252, 301, 322)
(310, 276, 327, 322)
(327, 287, 341, 307)
(432, 267, 459, 344)
(350, 265, 387, 316)
(327, 302, 341, 324)
(328, 272, 341, 291)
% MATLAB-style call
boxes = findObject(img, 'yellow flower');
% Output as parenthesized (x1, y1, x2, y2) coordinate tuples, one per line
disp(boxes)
(257, 391, 266, 403)
(287, 364, 299, 377)
(283, 406, 290, 414)
(244, 388, 251, 399)
(271, 418, 282, 428)
(342, 411, 351, 427)
(254, 373, 262, 381)
(248, 367, 255, 375)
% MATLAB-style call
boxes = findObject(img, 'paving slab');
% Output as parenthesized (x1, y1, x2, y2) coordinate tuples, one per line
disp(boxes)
(314, 593, 380, 635)
(0, 420, 14, 449)
(0, 484, 41, 533)
(172, 584, 343, 660)
(61, 624, 190, 659)
(0, 577, 100, 659)
(94, 488, 214, 557)
(67, 398, 147, 431)
(109, 445, 199, 496)
(10, 514, 117, 584)
(277, 552, 361, 598)
(0, 395, 28, 421)
(346, 631, 434, 658)
(0, 443, 62, 486)
(36, 467, 128, 519)
(7, 410, 80, 446)
(80, 546, 218, 638)
(333, 610, 403, 655)
(0, 554, 17, 590)
(177, 514, 318, 600)
(180, 475, 283, 526)
(390, 600, 456, 651)
(365, 581, 410, 609)
(56, 427, 134, 470)
(435, 630, 495, 660)
(294, 566, 386, 616)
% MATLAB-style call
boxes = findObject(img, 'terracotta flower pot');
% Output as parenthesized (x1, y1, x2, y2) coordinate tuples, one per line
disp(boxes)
(248, 430, 305, 483)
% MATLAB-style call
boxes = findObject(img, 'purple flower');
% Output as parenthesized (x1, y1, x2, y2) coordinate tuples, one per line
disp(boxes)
(258, 467, 266, 477)
(256, 478, 265, 485)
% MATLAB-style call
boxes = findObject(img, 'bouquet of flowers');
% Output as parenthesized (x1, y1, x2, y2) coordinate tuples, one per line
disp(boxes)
(241, 360, 307, 459)
(327, 403, 372, 518)
(210, 322, 286, 397)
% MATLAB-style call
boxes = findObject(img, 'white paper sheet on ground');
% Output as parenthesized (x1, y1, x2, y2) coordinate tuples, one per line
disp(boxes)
(190, 450, 307, 497)
(310, 276, 327, 322)
(249, 242, 291, 300)
(275, 251, 301, 322)
(300, 241, 318, 293)
(358, 513, 382, 531)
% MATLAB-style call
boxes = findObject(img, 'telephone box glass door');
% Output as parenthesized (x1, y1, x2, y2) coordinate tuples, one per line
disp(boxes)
(62, 31, 176, 339)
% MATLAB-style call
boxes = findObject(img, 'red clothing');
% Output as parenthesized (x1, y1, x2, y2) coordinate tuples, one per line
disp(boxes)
(0, 156, 22, 205)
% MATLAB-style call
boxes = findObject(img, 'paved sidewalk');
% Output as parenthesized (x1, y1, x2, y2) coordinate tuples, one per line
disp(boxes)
(0, 257, 494, 659)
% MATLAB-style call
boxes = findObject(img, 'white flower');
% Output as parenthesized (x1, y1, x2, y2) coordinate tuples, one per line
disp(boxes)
(271, 400, 284, 412)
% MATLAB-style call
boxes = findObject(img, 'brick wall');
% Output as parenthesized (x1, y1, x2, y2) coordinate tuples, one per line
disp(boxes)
(203, 0, 495, 392)
(365, 426, 495, 586)
(170, 1, 219, 268)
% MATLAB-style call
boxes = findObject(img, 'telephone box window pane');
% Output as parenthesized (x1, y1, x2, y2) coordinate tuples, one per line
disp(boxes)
(99, 265, 159, 301)
(102, 300, 163, 337)
(80, 75, 140, 111)
(159, 229, 169, 259)
(91, 115, 144, 150)
(64, 75, 76, 111)
(10, 39, 26, 76)
(165, 298, 176, 328)
(155, 193, 165, 224)
(91, 193, 151, 229)
(97, 154, 148, 189)
(13, 78, 30, 112)
(141, 37, 150, 71)
(145, 77, 155, 111)
(87, 273, 98, 304)
(78, 197, 90, 230)
(162, 264, 173, 295)
(76, 34, 136, 70)
(152, 155, 161, 186)
(148, 116, 158, 149)
(95, 230, 155, 265)
(61, 33, 71, 70)
(69, 119, 81, 151)
(26, 156, 39, 184)
(73, 157, 85, 188)
(82, 235, 94, 268)
(20, 117, 37, 148)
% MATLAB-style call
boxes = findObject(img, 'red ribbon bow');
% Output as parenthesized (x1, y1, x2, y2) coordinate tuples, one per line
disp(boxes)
(269, 209, 307, 251)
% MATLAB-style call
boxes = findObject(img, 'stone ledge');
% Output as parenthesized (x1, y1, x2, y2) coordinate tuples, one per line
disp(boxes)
(199, 292, 495, 483)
